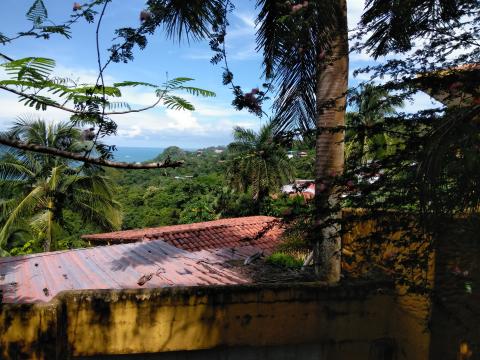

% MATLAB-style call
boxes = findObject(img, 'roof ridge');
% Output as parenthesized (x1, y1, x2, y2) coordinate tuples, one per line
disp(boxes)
(83, 216, 278, 240)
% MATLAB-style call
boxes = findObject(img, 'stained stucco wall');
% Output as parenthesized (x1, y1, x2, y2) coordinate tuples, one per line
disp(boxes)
(0, 283, 430, 360)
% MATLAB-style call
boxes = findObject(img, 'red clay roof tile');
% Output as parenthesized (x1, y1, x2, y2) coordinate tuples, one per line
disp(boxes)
(83, 216, 283, 254)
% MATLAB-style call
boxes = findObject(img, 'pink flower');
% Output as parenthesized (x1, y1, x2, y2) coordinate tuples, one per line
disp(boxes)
(291, 4, 302, 13)
(140, 10, 151, 22)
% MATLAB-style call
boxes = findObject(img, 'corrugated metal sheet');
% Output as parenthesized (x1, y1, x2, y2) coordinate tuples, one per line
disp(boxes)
(82, 216, 283, 253)
(0, 240, 259, 304)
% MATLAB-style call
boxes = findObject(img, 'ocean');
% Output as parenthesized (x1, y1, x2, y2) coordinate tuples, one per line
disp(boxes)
(112, 147, 165, 163)
(0, 146, 194, 163)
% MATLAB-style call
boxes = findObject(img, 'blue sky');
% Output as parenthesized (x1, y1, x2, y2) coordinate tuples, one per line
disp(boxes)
(0, 0, 439, 149)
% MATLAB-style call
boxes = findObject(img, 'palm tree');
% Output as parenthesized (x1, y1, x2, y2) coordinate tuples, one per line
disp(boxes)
(346, 84, 404, 168)
(256, 0, 349, 282)
(227, 122, 293, 206)
(0, 118, 121, 254)
(146, 0, 349, 282)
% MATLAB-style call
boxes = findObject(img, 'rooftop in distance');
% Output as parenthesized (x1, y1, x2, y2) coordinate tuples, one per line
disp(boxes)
(82, 216, 283, 253)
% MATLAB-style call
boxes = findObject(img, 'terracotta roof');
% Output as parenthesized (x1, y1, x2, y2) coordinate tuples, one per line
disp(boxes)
(82, 216, 283, 253)
(0, 240, 261, 304)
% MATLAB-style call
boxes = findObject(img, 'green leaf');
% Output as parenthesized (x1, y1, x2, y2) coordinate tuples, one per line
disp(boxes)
(26, 0, 48, 27)
(18, 94, 59, 111)
(177, 86, 215, 97)
(165, 77, 194, 89)
(2, 57, 55, 82)
(113, 81, 158, 88)
(163, 95, 195, 111)
(105, 101, 132, 111)
(40, 25, 72, 39)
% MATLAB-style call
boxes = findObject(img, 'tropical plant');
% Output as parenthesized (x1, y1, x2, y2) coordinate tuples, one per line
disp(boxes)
(227, 122, 293, 206)
(255, 0, 349, 282)
(0, 118, 121, 254)
(0, 0, 216, 170)
(346, 84, 404, 167)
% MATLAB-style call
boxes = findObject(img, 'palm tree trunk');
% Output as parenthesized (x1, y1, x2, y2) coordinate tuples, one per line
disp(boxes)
(313, 0, 349, 283)
(44, 200, 54, 252)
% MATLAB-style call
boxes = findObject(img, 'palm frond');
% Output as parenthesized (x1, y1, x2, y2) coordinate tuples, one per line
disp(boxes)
(0, 186, 45, 249)
(256, 1, 339, 133)
(0, 161, 35, 181)
(149, 0, 224, 41)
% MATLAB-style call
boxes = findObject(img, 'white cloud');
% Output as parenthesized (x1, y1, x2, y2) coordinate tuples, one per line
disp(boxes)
(54, 64, 116, 86)
(117, 125, 142, 138)
(348, 0, 365, 31)
(0, 60, 261, 148)
(234, 12, 256, 30)
(0, 93, 68, 130)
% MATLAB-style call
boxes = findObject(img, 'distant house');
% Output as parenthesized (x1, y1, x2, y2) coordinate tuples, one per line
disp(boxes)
(287, 150, 309, 159)
(281, 179, 315, 200)
(214, 149, 224, 154)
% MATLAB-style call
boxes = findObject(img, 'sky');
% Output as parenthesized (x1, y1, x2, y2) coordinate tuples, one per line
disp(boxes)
(0, 0, 440, 149)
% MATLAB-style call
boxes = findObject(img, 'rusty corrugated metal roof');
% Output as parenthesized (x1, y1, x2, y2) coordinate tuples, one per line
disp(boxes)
(82, 216, 283, 253)
(0, 240, 260, 304)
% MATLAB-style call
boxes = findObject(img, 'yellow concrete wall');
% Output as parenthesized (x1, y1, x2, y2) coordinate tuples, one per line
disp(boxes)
(0, 300, 60, 360)
(341, 210, 434, 359)
(0, 283, 430, 360)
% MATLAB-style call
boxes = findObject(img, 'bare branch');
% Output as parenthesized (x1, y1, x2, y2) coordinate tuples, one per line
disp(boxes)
(0, 136, 183, 170)
(0, 53, 14, 62)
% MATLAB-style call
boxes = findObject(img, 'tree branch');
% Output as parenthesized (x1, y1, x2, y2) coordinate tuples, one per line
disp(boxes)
(0, 137, 183, 170)
(0, 53, 14, 62)
(0, 85, 164, 115)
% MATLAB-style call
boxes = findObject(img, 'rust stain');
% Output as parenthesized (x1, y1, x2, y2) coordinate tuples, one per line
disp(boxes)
(0, 240, 262, 304)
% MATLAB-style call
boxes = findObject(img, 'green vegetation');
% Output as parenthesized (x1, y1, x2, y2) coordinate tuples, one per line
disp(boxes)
(345, 84, 404, 168)
(227, 122, 293, 205)
(0, 119, 315, 255)
(0, 119, 121, 255)
(112, 135, 313, 230)
(266, 252, 303, 269)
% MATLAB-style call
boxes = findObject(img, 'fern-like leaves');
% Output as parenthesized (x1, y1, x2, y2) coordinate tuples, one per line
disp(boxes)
(26, 0, 48, 27)
(163, 95, 195, 111)
(3, 57, 55, 81)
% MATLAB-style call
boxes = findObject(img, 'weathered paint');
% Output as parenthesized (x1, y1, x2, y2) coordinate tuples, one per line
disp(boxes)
(0, 241, 261, 304)
(0, 283, 430, 360)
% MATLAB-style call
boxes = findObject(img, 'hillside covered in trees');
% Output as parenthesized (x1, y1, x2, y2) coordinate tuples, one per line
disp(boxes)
(113, 143, 315, 229)
(1, 136, 315, 255)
